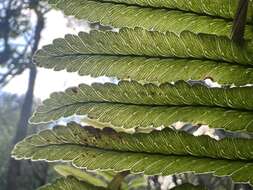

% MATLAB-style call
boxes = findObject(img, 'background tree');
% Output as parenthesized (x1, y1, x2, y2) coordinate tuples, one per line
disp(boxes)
(0, 93, 53, 190)
(1, 0, 31, 86)
(0, 0, 50, 189)
(0, 93, 21, 188)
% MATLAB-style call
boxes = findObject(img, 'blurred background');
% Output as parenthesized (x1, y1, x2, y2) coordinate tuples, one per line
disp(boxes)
(0, 0, 114, 189)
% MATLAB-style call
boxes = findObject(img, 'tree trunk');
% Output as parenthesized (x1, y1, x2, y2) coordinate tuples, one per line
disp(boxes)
(6, 5, 45, 190)
(6, 66, 37, 190)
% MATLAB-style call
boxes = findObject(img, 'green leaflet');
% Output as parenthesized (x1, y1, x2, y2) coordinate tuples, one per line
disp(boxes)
(54, 165, 108, 187)
(16, 144, 253, 185)
(13, 123, 253, 160)
(47, 0, 253, 39)
(30, 81, 253, 125)
(54, 165, 147, 190)
(31, 103, 253, 133)
(95, 171, 116, 183)
(70, 0, 253, 22)
(38, 176, 106, 190)
(34, 28, 253, 66)
(35, 54, 253, 86)
(12, 123, 253, 184)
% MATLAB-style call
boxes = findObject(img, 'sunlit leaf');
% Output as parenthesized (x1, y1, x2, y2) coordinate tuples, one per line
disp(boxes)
(48, 0, 253, 39)
(30, 80, 253, 134)
(13, 123, 253, 184)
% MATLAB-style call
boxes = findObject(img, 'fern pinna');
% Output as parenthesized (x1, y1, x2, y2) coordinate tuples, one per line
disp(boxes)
(12, 0, 253, 189)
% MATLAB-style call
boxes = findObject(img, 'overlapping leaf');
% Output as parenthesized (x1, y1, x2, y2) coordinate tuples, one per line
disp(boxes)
(48, 0, 253, 39)
(54, 165, 147, 190)
(54, 165, 108, 187)
(34, 28, 253, 66)
(38, 176, 106, 190)
(35, 54, 253, 86)
(13, 123, 253, 184)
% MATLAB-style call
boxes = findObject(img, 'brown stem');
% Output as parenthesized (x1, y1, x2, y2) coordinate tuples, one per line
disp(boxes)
(231, 0, 249, 46)
(108, 171, 130, 190)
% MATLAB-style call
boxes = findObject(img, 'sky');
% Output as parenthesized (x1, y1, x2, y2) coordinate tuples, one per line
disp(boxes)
(2, 9, 112, 100)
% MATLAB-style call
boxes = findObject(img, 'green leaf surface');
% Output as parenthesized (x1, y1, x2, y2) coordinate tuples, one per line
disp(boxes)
(35, 54, 253, 86)
(38, 176, 106, 190)
(47, 0, 253, 39)
(32, 102, 253, 133)
(54, 165, 108, 187)
(13, 123, 253, 160)
(59, 0, 252, 22)
(13, 123, 253, 184)
(95, 171, 116, 183)
(21, 144, 253, 185)
(30, 80, 253, 126)
(34, 28, 253, 66)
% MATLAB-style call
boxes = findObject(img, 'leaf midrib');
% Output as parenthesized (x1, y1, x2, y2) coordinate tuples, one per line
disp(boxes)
(35, 101, 253, 115)
(30, 143, 252, 163)
(35, 52, 253, 68)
